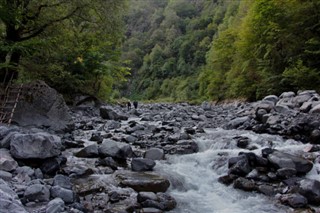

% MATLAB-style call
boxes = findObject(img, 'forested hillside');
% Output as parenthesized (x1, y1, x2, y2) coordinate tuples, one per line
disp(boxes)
(122, 0, 320, 102)
(0, 0, 128, 101)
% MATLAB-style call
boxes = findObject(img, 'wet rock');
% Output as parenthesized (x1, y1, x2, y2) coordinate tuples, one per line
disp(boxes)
(74, 144, 99, 158)
(218, 174, 237, 185)
(140, 193, 176, 211)
(137, 192, 158, 202)
(0, 148, 18, 171)
(233, 177, 256, 191)
(144, 148, 165, 160)
(10, 132, 62, 159)
(257, 184, 276, 196)
(45, 197, 65, 213)
(116, 171, 170, 192)
(99, 139, 133, 159)
(175, 140, 199, 154)
(228, 155, 252, 176)
(298, 179, 320, 205)
(234, 136, 250, 149)
(140, 207, 163, 213)
(276, 168, 297, 179)
(131, 158, 156, 172)
(267, 150, 313, 174)
(279, 193, 308, 208)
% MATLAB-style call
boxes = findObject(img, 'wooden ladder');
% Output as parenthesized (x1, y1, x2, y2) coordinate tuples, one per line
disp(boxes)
(0, 73, 23, 125)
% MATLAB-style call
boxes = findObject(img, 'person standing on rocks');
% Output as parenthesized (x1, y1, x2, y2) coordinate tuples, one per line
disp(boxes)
(127, 101, 132, 111)
(133, 101, 138, 109)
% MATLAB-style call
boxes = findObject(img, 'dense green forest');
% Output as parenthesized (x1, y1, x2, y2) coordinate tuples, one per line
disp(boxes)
(1, 0, 320, 103)
(122, 0, 320, 102)
(0, 0, 129, 101)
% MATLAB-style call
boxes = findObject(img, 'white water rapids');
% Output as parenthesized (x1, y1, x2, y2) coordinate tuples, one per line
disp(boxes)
(155, 128, 317, 213)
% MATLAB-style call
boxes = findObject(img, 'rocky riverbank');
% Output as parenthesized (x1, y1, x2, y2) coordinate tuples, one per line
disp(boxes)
(1, 89, 320, 212)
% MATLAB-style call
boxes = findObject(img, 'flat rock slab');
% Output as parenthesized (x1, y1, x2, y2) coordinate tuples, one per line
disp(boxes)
(115, 171, 170, 192)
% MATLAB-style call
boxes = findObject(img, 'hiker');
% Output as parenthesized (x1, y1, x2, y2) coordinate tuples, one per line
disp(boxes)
(127, 101, 131, 111)
(133, 101, 138, 109)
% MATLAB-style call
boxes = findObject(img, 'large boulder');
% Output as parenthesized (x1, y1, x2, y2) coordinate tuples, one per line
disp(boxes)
(266, 150, 313, 174)
(100, 106, 128, 121)
(298, 179, 320, 205)
(98, 139, 133, 159)
(12, 80, 73, 131)
(10, 132, 62, 159)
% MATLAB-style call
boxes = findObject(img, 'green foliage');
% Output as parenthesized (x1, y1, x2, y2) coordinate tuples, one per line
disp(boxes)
(0, 0, 128, 101)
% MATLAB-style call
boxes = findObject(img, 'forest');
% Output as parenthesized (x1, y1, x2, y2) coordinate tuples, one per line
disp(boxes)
(1, 0, 320, 103)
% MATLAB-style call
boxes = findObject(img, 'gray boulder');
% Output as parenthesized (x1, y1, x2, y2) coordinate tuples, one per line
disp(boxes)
(0, 179, 27, 213)
(10, 132, 62, 159)
(74, 144, 99, 158)
(99, 139, 133, 159)
(23, 183, 50, 202)
(298, 179, 320, 205)
(144, 148, 165, 160)
(0, 148, 18, 171)
(50, 186, 74, 203)
(267, 150, 313, 174)
(100, 106, 128, 120)
(45, 197, 65, 213)
(131, 158, 156, 172)
(12, 80, 73, 131)
(263, 95, 279, 105)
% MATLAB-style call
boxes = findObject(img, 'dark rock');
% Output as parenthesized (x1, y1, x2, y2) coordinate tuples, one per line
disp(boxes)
(12, 80, 73, 132)
(137, 192, 158, 202)
(279, 193, 308, 208)
(53, 174, 72, 189)
(116, 171, 170, 192)
(64, 140, 84, 148)
(141, 193, 176, 211)
(140, 208, 163, 213)
(10, 132, 62, 159)
(175, 140, 199, 154)
(257, 185, 276, 196)
(276, 168, 297, 179)
(233, 177, 256, 191)
(100, 106, 128, 120)
(218, 174, 237, 185)
(99, 139, 133, 159)
(229, 155, 252, 176)
(131, 158, 156, 172)
(234, 136, 250, 149)
(298, 179, 320, 205)
(40, 156, 67, 175)
(95, 157, 123, 169)
(90, 132, 103, 143)
(74, 144, 99, 158)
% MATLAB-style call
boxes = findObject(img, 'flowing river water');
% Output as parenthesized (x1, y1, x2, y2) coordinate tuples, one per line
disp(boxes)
(155, 128, 317, 213)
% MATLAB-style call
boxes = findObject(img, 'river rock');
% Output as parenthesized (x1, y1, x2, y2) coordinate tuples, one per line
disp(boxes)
(40, 156, 67, 175)
(267, 150, 313, 174)
(144, 148, 165, 160)
(279, 193, 308, 208)
(116, 171, 170, 192)
(263, 95, 279, 105)
(99, 139, 133, 159)
(0, 148, 18, 171)
(298, 179, 320, 205)
(140, 192, 176, 211)
(0, 179, 28, 213)
(12, 80, 74, 132)
(100, 106, 128, 120)
(10, 132, 62, 159)
(131, 158, 156, 172)
(45, 197, 65, 213)
(233, 177, 256, 192)
(74, 144, 99, 158)
(53, 174, 72, 190)
(50, 186, 74, 203)
(23, 183, 50, 202)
